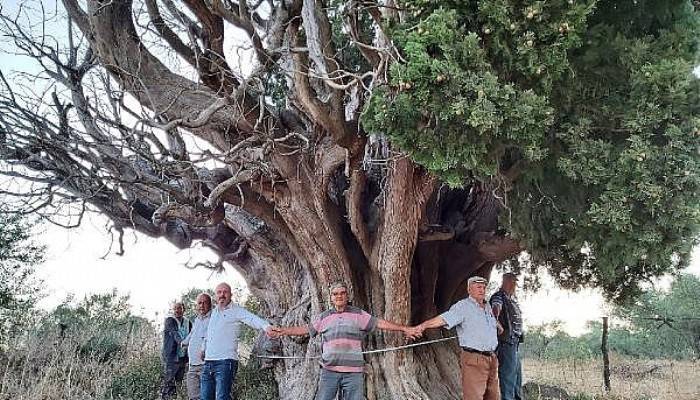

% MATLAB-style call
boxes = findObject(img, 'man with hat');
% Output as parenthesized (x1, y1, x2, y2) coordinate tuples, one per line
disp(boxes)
(277, 281, 422, 400)
(416, 275, 500, 400)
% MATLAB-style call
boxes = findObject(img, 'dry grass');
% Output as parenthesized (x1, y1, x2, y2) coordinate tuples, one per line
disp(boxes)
(3, 331, 698, 400)
(524, 354, 700, 400)
(0, 325, 161, 400)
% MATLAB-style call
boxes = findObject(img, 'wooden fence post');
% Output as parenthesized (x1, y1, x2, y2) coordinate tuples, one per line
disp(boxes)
(602, 316, 611, 392)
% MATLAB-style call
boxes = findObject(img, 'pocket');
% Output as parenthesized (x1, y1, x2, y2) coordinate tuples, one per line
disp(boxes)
(461, 351, 481, 367)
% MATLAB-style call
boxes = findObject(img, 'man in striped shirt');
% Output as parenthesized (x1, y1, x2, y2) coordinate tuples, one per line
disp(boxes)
(278, 282, 421, 400)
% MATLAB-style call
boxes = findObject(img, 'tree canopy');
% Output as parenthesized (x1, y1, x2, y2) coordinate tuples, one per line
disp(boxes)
(365, 0, 700, 299)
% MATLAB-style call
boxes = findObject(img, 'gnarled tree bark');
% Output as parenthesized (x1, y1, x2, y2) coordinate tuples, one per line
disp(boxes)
(0, 1, 522, 398)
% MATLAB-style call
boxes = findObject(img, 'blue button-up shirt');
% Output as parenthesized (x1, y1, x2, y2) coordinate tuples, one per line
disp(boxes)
(183, 311, 211, 366)
(203, 302, 270, 361)
(440, 297, 498, 351)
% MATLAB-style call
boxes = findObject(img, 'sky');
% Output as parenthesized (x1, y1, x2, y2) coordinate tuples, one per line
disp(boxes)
(34, 212, 700, 335)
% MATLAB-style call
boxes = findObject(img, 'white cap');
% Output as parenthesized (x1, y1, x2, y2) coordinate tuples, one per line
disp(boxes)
(467, 276, 488, 285)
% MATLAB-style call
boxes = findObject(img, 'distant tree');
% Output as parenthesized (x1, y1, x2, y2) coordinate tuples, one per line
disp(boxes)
(521, 320, 594, 360)
(611, 274, 700, 358)
(42, 291, 154, 362)
(0, 213, 44, 343)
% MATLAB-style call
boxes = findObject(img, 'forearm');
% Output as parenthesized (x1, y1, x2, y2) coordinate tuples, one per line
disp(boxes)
(377, 319, 407, 332)
(418, 316, 447, 330)
(280, 325, 310, 336)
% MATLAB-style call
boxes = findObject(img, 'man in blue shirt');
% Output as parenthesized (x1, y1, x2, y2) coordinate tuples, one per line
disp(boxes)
(200, 283, 280, 400)
(182, 293, 212, 400)
(417, 276, 501, 400)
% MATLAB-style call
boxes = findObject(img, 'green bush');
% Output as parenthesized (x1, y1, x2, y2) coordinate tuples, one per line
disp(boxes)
(106, 353, 162, 399)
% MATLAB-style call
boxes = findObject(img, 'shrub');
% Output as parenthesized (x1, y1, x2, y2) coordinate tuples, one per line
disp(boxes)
(106, 353, 163, 399)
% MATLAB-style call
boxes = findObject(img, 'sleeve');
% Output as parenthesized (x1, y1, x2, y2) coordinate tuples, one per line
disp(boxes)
(439, 301, 465, 330)
(489, 292, 504, 308)
(164, 317, 183, 344)
(360, 310, 378, 333)
(238, 307, 271, 331)
(182, 330, 192, 347)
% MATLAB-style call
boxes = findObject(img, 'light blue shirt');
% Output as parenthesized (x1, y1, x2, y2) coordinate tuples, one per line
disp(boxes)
(183, 311, 211, 366)
(203, 302, 270, 361)
(440, 297, 498, 351)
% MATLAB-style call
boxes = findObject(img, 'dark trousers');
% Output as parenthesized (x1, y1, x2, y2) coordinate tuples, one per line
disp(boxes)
(496, 341, 523, 400)
(201, 359, 239, 400)
(162, 359, 187, 399)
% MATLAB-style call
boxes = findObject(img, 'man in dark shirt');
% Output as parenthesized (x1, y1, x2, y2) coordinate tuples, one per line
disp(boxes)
(162, 302, 191, 399)
(490, 273, 524, 400)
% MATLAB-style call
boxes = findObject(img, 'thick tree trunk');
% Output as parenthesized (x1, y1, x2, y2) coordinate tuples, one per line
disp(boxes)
(232, 157, 515, 399)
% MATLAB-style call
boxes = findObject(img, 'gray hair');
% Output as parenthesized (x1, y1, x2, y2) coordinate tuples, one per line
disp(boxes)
(329, 282, 348, 294)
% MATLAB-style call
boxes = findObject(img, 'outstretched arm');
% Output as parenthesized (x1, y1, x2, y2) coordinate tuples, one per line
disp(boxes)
(417, 315, 448, 332)
(377, 319, 422, 340)
(278, 325, 310, 337)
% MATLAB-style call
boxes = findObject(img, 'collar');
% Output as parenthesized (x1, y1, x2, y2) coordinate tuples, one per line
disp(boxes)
(467, 296, 487, 309)
(217, 301, 234, 312)
(329, 305, 353, 314)
(198, 310, 212, 319)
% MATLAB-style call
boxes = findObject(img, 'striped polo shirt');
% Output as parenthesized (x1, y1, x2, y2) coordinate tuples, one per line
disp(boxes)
(308, 306, 378, 373)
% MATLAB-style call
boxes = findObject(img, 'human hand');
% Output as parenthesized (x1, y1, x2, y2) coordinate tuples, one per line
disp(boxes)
(266, 325, 283, 338)
(496, 322, 504, 335)
(403, 325, 423, 340)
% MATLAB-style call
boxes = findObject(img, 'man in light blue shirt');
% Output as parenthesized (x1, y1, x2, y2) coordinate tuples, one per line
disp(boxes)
(200, 283, 280, 400)
(182, 293, 212, 400)
(417, 276, 501, 400)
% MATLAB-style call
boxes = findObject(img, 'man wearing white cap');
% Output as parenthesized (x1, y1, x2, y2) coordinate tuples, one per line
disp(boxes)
(417, 275, 500, 400)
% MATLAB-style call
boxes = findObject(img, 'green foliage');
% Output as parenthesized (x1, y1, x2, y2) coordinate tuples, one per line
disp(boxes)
(0, 213, 44, 345)
(41, 291, 153, 363)
(521, 320, 597, 360)
(363, 0, 700, 301)
(106, 353, 163, 400)
(611, 273, 700, 358)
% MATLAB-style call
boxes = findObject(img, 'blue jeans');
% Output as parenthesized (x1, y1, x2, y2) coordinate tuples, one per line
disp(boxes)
(316, 369, 364, 400)
(496, 341, 522, 400)
(200, 359, 238, 400)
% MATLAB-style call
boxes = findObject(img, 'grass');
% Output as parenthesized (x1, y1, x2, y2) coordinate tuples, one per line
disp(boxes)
(2, 326, 697, 400)
(523, 354, 700, 400)
(0, 324, 162, 400)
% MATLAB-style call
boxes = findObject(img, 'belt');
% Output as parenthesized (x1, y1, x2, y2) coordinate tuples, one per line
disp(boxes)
(461, 347, 495, 356)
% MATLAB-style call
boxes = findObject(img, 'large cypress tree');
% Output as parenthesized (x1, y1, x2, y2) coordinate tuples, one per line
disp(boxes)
(0, 0, 698, 397)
